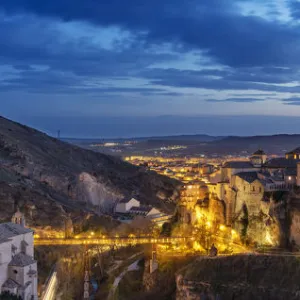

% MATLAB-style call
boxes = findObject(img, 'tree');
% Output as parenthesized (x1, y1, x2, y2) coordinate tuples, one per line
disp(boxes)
(0, 292, 22, 300)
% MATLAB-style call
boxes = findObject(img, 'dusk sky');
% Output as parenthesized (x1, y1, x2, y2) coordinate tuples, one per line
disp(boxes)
(2, 0, 300, 137)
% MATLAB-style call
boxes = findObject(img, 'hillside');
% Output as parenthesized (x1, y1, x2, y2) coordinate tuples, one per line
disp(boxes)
(0, 116, 181, 229)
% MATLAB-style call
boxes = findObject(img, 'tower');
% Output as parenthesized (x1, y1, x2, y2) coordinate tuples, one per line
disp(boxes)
(11, 207, 26, 227)
(250, 149, 267, 167)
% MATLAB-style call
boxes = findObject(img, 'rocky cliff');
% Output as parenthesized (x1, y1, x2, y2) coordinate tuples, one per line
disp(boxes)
(176, 255, 300, 300)
(0, 116, 181, 229)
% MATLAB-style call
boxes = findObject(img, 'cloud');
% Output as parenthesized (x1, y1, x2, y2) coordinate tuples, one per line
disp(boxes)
(282, 96, 300, 105)
(1, 0, 300, 68)
(207, 97, 265, 103)
(289, 1, 300, 19)
(141, 68, 300, 93)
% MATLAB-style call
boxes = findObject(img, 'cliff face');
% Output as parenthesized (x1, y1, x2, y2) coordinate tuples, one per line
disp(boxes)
(176, 255, 300, 300)
(0, 116, 181, 228)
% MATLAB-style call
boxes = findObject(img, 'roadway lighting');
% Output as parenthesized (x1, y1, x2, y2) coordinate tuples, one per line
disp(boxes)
(91, 232, 95, 236)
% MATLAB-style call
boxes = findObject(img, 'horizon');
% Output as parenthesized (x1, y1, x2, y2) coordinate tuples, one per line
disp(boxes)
(3, 113, 300, 139)
(2, 0, 300, 135)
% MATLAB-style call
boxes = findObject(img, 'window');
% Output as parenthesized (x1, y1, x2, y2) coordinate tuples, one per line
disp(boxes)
(259, 187, 262, 193)
(14, 270, 18, 274)
(244, 186, 246, 191)
(252, 186, 255, 192)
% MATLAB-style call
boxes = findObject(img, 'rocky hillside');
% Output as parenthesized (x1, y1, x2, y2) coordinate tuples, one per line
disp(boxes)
(176, 255, 300, 300)
(0, 116, 181, 228)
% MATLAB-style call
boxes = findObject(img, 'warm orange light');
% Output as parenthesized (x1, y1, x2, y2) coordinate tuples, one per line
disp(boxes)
(219, 225, 226, 231)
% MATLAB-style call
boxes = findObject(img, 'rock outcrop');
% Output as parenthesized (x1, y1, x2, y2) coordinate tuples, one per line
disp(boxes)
(176, 255, 300, 300)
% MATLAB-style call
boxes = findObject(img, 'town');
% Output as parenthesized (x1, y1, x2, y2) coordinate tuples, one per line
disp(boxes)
(2, 137, 300, 299)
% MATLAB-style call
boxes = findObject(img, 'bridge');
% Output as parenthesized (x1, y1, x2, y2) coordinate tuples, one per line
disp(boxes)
(34, 236, 190, 246)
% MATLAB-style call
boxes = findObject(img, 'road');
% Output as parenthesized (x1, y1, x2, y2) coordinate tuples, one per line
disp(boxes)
(34, 236, 188, 246)
(108, 259, 140, 300)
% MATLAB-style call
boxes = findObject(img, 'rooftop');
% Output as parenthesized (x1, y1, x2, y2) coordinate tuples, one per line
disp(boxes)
(264, 158, 300, 168)
(286, 147, 300, 155)
(130, 206, 152, 213)
(119, 197, 138, 204)
(9, 252, 35, 267)
(235, 172, 258, 183)
(253, 149, 266, 155)
(2, 278, 20, 289)
(223, 161, 254, 169)
(0, 222, 33, 239)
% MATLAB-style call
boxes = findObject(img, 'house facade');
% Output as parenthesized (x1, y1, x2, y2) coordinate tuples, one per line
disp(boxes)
(115, 198, 140, 213)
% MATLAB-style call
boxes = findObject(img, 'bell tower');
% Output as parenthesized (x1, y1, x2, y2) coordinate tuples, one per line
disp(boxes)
(250, 149, 267, 168)
(11, 207, 26, 227)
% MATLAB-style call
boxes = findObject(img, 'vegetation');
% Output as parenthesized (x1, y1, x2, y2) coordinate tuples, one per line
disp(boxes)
(0, 292, 21, 300)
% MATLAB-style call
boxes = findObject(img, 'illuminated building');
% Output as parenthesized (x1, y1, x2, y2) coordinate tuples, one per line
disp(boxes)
(0, 210, 38, 299)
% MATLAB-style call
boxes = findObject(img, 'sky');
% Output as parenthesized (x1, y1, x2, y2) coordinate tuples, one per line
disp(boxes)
(2, 0, 300, 137)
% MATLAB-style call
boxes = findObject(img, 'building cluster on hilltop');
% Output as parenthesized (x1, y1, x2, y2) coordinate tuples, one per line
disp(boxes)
(178, 147, 300, 230)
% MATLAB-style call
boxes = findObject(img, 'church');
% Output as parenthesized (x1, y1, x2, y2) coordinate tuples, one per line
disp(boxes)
(0, 209, 38, 300)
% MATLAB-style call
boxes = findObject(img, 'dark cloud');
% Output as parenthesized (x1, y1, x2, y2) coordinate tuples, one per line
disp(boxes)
(207, 98, 264, 103)
(0, 67, 186, 96)
(1, 0, 300, 68)
(289, 1, 300, 19)
(141, 68, 300, 92)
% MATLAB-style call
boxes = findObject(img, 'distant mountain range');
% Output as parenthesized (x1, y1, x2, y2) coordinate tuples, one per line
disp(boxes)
(63, 134, 222, 144)
(64, 134, 300, 155)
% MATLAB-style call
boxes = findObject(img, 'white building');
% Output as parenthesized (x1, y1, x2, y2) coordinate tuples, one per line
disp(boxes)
(129, 206, 161, 217)
(0, 210, 38, 300)
(115, 197, 140, 213)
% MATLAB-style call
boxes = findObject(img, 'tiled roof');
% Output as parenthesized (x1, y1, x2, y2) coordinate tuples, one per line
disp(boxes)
(9, 253, 35, 267)
(119, 197, 138, 204)
(130, 206, 152, 213)
(286, 147, 300, 154)
(235, 172, 258, 183)
(253, 149, 266, 155)
(223, 161, 254, 169)
(264, 158, 300, 168)
(2, 278, 20, 289)
(0, 222, 33, 239)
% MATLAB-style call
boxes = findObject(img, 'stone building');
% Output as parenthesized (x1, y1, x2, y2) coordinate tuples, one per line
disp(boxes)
(0, 210, 38, 299)
(285, 147, 300, 160)
(179, 181, 208, 224)
(207, 149, 298, 226)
